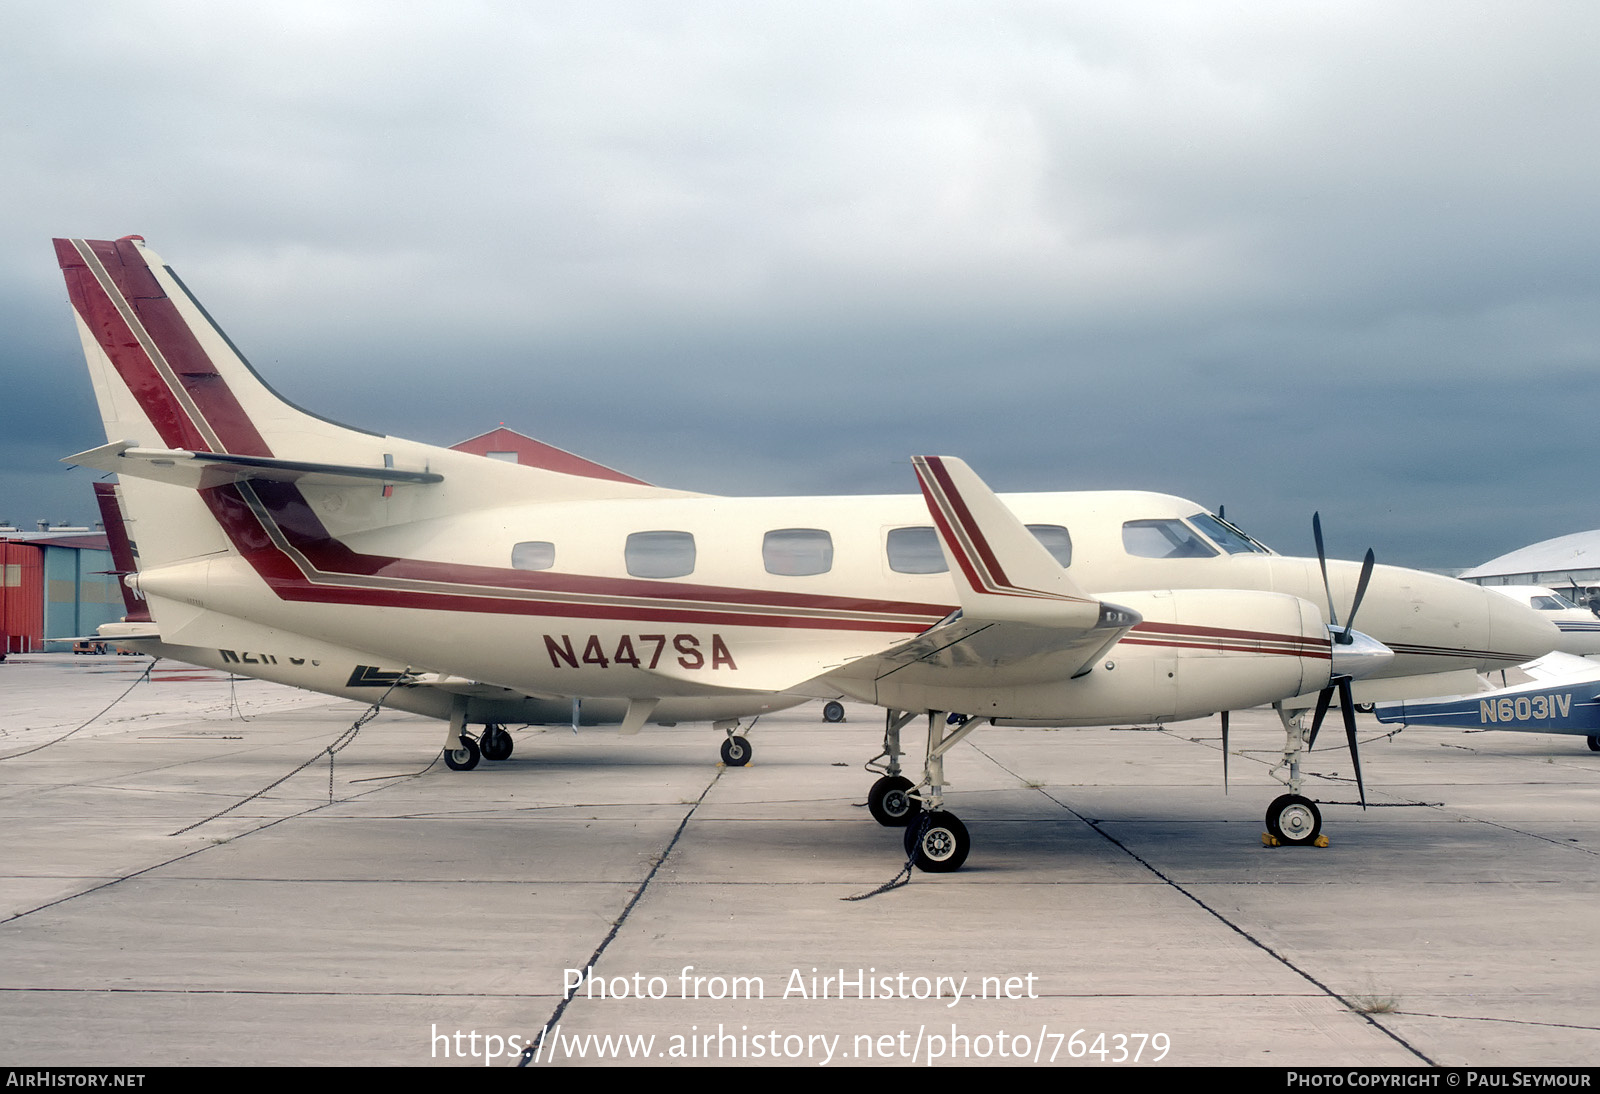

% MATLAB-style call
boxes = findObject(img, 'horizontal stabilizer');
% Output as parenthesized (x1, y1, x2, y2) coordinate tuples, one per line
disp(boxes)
(65, 441, 442, 489)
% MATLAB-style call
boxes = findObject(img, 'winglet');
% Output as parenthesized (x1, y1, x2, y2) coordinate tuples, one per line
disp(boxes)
(912, 456, 1113, 630)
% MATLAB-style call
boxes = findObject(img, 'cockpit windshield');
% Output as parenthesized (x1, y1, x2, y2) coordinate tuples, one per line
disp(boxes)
(1122, 519, 1218, 559)
(1188, 512, 1272, 555)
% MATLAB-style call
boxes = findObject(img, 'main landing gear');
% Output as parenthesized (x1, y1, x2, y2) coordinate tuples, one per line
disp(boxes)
(443, 735, 480, 771)
(440, 698, 515, 771)
(866, 710, 983, 872)
(480, 724, 514, 762)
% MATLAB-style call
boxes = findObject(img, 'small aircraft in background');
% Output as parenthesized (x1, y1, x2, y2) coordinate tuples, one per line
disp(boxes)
(57, 236, 1558, 869)
(1482, 585, 1600, 658)
(1375, 651, 1600, 752)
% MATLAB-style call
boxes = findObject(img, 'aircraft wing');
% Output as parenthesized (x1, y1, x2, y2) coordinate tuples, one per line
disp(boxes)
(1517, 651, 1600, 683)
(815, 456, 1139, 696)
(399, 673, 563, 701)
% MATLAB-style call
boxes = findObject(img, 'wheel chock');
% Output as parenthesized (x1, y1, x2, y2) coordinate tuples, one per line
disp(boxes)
(1261, 833, 1331, 848)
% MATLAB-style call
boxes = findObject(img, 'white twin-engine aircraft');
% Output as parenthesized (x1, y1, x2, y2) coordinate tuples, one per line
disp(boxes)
(56, 236, 1558, 872)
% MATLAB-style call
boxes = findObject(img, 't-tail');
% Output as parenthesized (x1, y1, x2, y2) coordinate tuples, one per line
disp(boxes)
(55, 236, 683, 575)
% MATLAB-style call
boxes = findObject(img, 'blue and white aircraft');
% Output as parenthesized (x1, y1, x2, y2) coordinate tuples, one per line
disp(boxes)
(1374, 651, 1600, 752)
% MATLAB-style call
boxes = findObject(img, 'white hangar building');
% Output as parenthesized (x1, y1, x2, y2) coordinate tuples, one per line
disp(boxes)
(1458, 530, 1600, 608)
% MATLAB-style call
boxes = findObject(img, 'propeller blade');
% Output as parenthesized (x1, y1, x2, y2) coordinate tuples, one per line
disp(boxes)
(1306, 685, 1336, 752)
(1221, 710, 1230, 794)
(1313, 512, 1338, 629)
(1342, 548, 1376, 642)
(1337, 677, 1367, 808)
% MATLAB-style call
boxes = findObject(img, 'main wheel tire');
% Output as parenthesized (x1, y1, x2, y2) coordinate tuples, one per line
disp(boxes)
(443, 736, 481, 771)
(720, 735, 751, 767)
(480, 725, 513, 762)
(867, 775, 920, 827)
(822, 700, 846, 723)
(1265, 793, 1321, 845)
(903, 810, 970, 872)
(1588, 735, 1600, 753)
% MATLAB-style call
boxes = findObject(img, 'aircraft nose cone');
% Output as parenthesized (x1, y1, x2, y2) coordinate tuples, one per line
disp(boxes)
(1330, 627, 1393, 680)
(1485, 586, 1562, 664)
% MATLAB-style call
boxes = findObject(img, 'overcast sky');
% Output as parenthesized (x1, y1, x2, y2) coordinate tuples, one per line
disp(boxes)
(3, 1, 1597, 569)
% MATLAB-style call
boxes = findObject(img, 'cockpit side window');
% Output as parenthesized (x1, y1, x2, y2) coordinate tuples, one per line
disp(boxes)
(1531, 594, 1576, 610)
(1188, 512, 1268, 555)
(1122, 518, 1219, 559)
(887, 527, 949, 574)
(1026, 524, 1072, 567)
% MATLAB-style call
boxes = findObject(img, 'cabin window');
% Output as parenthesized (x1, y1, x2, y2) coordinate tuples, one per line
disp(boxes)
(511, 541, 555, 570)
(1122, 518, 1219, 559)
(626, 531, 696, 578)
(887, 526, 948, 574)
(1188, 512, 1268, 555)
(1026, 524, 1073, 567)
(764, 528, 833, 576)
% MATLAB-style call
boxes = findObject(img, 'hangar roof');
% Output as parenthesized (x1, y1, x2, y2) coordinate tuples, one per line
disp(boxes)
(1459, 529, 1600, 581)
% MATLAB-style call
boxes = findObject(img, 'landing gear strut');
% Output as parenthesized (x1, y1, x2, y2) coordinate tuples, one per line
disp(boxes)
(442, 695, 480, 771)
(867, 710, 981, 870)
(865, 711, 919, 827)
(1267, 703, 1324, 846)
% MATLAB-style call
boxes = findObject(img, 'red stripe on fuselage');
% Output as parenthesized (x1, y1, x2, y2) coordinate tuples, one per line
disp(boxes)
(201, 482, 948, 632)
(1124, 620, 1331, 659)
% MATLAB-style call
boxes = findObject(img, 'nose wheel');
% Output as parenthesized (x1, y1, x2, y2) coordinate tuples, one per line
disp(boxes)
(1265, 794, 1322, 845)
